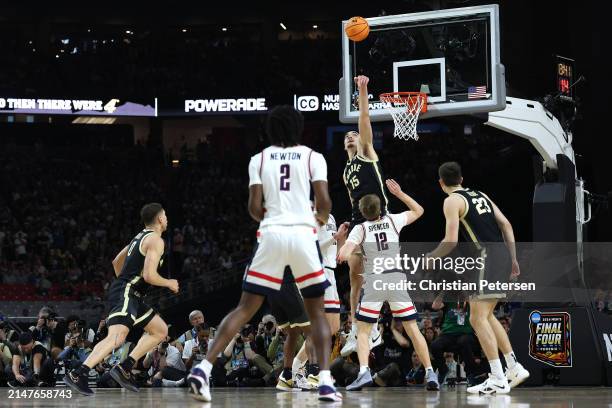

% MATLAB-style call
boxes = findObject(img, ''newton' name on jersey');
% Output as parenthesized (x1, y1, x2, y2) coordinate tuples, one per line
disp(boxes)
(249, 145, 327, 228)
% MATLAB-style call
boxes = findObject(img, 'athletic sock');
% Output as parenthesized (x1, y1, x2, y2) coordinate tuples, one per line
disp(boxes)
(504, 351, 518, 369)
(196, 359, 213, 376)
(319, 370, 333, 387)
(359, 366, 369, 375)
(121, 356, 135, 372)
(489, 359, 504, 380)
(425, 366, 434, 373)
(76, 364, 91, 376)
(282, 368, 292, 380)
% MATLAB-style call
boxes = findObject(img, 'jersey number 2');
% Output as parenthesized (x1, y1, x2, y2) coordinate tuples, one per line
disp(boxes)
(280, 164, 290, 191)
(375, 232, 388, 251)
(472, 197, 492, 215)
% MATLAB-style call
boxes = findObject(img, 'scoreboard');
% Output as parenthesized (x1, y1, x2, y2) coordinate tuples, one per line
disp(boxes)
(556, 55, 575, 101)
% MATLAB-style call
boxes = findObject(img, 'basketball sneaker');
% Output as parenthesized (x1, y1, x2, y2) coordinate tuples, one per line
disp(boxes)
(276, 372, 294, 391)
(318, 384, 343, 402)
(346, 370, 373, 391)
(340, 327, 357, 357)
(293, 373, 314, 390)
(467, 374, 510, 395)
(505, 363, 530, 388)
(307, 374, 319, 389)
(109, 364, 139, 393)
(187, 367, 212, 402)
(425, 368, 440, 391)
(63, 370, 94, 396)
(369, 325, 383, 349)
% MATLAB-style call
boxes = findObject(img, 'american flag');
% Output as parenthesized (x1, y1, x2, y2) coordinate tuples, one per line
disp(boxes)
(468, 85, 487, 99)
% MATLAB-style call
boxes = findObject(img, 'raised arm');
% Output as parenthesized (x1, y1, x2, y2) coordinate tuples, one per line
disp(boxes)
(385, 179, 424, 225)
(355, 75, 378, 161)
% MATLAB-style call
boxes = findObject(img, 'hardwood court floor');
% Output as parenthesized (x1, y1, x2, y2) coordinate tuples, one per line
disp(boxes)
(2, 386, 612, 407)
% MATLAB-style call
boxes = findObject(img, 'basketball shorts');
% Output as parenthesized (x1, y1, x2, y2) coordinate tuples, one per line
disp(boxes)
(469, 246, 511, 300)
(106, 277, 157, 329)
(243, 225, 330, 298)
(356, 271, 417, 323)
(268, 270, 310, 329)
(323, 267, 340, 313)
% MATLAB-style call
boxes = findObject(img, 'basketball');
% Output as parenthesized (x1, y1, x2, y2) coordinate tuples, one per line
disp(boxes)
(345, 16, 369, 42)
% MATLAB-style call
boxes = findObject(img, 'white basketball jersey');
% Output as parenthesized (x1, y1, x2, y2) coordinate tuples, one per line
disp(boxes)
(248, 145, 327, 228)
(347, 213, 409, 273)
(317, 214, 337, 268)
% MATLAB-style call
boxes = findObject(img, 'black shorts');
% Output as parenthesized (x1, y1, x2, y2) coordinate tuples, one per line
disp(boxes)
(106, 278, 157, 329)
(267, 269, 309, 329)
(470, 246, 511, 300)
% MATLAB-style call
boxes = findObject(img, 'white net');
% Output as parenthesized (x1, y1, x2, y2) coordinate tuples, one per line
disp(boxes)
(380, 93, 426, 141)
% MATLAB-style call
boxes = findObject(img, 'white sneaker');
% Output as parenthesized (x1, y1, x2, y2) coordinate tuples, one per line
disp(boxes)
(318, 384, 343, 402)
(369, 325, 383, 349)
(467, 375, 510, 395)
(505, 363, 530, 388)
(341, 329, 357, 357)
(187, 367, 211, 402)
(293, 373, 314, 390)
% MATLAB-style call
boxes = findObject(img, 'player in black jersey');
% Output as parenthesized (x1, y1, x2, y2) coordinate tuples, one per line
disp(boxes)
(64, 203, 179, 396)
(336, 75, 387, 355)
(426, 162, 529, 394)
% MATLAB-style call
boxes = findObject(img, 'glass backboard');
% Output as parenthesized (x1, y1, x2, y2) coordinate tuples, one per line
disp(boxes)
(339, 5, 505, 123)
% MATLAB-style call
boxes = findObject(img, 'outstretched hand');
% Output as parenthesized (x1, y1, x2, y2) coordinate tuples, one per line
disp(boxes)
(386, 179, 403, 197)
(354, 75, 369, 90)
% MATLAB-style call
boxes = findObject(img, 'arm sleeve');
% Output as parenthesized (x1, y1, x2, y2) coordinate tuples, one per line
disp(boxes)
(347, 224, 364, 245)
(309, 152, 327, 182)
(248, 154, 262, 186)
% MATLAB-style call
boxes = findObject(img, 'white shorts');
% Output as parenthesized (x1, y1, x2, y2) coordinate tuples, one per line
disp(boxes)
(323, 267, 340, 313)
(243, 225, 330, 298)
(356, 301, 417, 323)
(356, 273, 418, 323)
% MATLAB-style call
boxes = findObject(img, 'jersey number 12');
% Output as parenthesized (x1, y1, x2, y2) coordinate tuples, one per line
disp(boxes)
(375, 232, 388, 251)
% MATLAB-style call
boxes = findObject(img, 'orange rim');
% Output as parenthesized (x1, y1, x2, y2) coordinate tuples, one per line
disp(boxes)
(380, 92, 428, 113)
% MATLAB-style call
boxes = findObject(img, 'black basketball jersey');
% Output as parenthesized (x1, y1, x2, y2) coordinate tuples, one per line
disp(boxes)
(343, 154, 388, 224)
(118, 229, 164, 292)
(452, 188, 504, 246)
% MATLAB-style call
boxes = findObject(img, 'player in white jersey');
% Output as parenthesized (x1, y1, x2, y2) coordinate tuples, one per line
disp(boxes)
(188, 106, 342, 403)
(290, 214, 340, 390)
(319, 214, 340, 330)
(337, 179, 439, 391)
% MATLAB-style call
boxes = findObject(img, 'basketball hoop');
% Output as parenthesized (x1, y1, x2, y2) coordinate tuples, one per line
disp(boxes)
(380, 92, 428, 141)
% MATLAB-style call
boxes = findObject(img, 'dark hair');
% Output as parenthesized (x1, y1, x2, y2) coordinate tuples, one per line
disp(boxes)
(438, 162, 463, 186)
(140, 203, 164, 226)
(66, 315, 79, 325)
(266, 105, 303, 147)
(359, 194, 381, 221)
(196, 323, 209, 332)
(19, 332, 33, 345)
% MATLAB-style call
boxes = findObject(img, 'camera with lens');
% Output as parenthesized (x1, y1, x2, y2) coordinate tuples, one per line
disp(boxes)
(161, 341, 169, 349)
